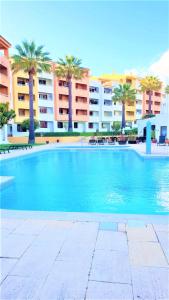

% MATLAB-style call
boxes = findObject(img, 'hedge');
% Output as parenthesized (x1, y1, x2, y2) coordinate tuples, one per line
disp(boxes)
(35, 131, 117, 137)
(35, 132, 81, 137)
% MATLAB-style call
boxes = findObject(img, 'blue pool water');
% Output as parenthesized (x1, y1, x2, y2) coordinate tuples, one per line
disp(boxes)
(0, 149, 169, 214)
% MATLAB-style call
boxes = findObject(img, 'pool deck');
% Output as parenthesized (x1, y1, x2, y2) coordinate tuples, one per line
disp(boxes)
(0, 210, 169, 299)
(0, 142, 169, 161)
(0, 144, 169, 299)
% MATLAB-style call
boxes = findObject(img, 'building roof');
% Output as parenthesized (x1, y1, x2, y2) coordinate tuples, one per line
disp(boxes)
(0, 35, 11, 50)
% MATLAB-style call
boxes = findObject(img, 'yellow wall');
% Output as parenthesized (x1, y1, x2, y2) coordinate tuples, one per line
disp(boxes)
(8, 136, 86, 144)
(12, 70, 39, 124)
(92, 73, 139, 122)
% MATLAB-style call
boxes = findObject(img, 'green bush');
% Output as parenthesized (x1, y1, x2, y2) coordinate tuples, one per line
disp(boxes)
(142, 114, 155, 119)
(35, 132, 80, 137)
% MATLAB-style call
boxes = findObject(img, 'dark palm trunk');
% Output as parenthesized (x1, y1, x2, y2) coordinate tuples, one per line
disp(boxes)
(28, 72, 35, 144)
(68, 79, 73, 132)
(121, 101, 126, 130)
(148, 91, 152, 114)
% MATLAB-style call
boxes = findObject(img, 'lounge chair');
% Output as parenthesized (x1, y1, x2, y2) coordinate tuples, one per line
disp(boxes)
(9, 144, 32, 150)
(0, 147, 10, 154)
(97, 139, 104, 145)
(108, 138, 115, 145)
(89, 139, 97, 145)
(157, 136, 166, 146)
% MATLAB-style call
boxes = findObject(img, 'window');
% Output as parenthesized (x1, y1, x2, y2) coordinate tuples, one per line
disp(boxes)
(39, 93, 48, 99)
(89, 98, 99, 105)
(90, 111, 99, 117)
(40, 121, 47, 128)
(104, 88, 112, 94)
(155, 92, 161, 97)
(58, 122, 63, 128)
(104, 100, 112, 106)
(17, 78, 29, 86)
(155, 101, 160, 105)
(18, 94, 25, 101)
(76, 109, 87, 116)
(136, 109, 142, 114)
(104, 111, 112, 117)
(39, 107, 47, 114)
(59, 94, 68, 101)
(39, 79, 46, 85)
(76, 83, 87, 90)
(59, 108, 69, 115)
(88, 123, 93, 129)
(74, 122, 78, 129)
(76, 96, 87, 103)
(154, 111, 160, 114)
(89, 86, 99, 93)
(59, 80, 68, 87)
(18, 109, 25, 116)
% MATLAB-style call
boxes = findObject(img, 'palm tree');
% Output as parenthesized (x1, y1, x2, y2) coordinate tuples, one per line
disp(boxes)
(55, 55, 84, 132)
(165, 85, 169, 95)
(0, 103, 15, 129)
(12, 41, 51, 144)
(112, 84, 136, 130)
(140, 76, 161, 114)
(0, 103, 15, 143)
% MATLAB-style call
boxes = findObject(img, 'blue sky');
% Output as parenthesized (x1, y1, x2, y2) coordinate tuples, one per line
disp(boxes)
(1, 1, 168, 76)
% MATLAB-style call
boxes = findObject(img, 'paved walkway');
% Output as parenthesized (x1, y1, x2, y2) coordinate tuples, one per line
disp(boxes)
(0, 142, 169, 161)
(0, 213, 169, 300)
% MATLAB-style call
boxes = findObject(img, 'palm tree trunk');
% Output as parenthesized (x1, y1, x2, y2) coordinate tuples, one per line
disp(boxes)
(121, 102, 126, 130)
(28, 72, 35, 144)
(148, 91, 152, 114)
(68, 79, 73, 132)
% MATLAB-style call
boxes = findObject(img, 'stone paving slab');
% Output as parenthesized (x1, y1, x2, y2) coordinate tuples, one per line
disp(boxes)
(12, 219, 47, 235)
(0, 258, 18, 284)
(0, 233, 35, 258)
(0, 275, 43, 300)
(37, 260, 89, 299)
(0, 215, 169, 300)
(156, 231, 169, 263)
(9, 244, 61, 278)
(131, 266, 169, 300)
(95, 231, 128, 253)
(126, 224, 157, 242)
(90, 249, 131, 284)
(86, 281, 133, 300)
(0, 218, 26, 231)
(129, 241, 168, 267)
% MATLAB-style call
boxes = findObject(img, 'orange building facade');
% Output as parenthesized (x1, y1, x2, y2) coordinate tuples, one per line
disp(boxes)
(0, 36, 11, 104)
(142, 91, 162, 115)
(54, 68, 90, 131)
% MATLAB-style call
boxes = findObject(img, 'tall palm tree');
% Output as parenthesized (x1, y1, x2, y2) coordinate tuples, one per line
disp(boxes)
(112, 84, 136, 130)
(140, 76, 161, 114)
(165, 85, 169, 95)
(12, 41, 51, 144)
(55, 55, 84, 132)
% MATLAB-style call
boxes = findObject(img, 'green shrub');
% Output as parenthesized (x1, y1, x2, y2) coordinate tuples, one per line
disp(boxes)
(35, 132, 80, 137)
(142, 114, 155, 119)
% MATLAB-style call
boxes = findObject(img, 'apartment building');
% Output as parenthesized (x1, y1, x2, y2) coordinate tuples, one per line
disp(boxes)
(0, 36, 11, 105)
(142, 91, 162, 115)
(37, 72, 55, 132)
(54, 68, 90, 132)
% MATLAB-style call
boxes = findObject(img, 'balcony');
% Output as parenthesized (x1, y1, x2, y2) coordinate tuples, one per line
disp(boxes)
(57, 86, 69, 95)
(0, 56, 9, 69)
(0, 73, 8, 87)
(0, 92, 9, 103)
(38, 99, 54, 107)
(39, 112, 54, 122)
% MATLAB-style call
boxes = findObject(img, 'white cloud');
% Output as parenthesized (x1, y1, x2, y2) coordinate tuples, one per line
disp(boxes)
(124, 50, 169, 85)
(149, 50, 169, 84)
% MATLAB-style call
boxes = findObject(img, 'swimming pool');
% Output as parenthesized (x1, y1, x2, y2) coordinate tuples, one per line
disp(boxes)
(0, 149, 169, 214)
